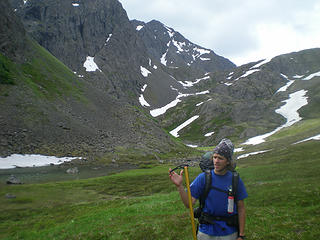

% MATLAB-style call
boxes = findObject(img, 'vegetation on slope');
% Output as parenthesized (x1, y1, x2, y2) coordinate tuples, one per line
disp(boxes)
(1, 118, 320, 239)
(0, 37, 85, 101)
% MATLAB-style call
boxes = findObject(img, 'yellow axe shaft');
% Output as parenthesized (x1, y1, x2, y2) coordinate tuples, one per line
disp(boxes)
(184, 166, 197, 240)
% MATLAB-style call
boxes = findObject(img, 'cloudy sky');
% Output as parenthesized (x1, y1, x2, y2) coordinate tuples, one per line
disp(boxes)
(119, 0, 320, 66)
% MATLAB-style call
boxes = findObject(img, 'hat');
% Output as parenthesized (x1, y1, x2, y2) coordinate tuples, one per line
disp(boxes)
(213, 138, 234, 162)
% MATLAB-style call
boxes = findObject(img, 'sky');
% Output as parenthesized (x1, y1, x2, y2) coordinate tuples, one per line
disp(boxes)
(119, 0, 320, 66)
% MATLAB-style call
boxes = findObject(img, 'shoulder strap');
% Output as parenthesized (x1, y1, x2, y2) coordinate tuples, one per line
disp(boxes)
(232, 171, 239, 201)
(199, 169, 212, 209)
(200, 170, 240, 209)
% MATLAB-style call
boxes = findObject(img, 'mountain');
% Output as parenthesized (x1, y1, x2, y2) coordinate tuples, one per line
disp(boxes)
(1, 0, 195, 161)
(131, 19, 235, 73)
(157, 48, 320, 146)
(130, 19, 235, 108)
(10, 0, 151, 102)
(2, 0, 319, 162)
(10, 0, 236, 109)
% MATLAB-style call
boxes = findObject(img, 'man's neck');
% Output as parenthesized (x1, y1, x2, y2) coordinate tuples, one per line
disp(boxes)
(214, 168, 228, 175)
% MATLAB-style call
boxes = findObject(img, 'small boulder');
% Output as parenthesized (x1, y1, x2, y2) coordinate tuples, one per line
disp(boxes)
(6, 175, 22, 184)
(66, 167, 79, 174)
(5, 193, 16, 199)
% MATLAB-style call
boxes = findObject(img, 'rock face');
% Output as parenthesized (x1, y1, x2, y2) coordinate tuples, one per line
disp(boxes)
(11, 0, 151, 101)
(12, 0, 129, 70)
(11, 0, 236, 108)
(1, 0, 181, 159)
(163, 48, 320, 145)
(132, 20, 235, 73)
(3, 0, 320, 152)
(0, 0, 27, 61)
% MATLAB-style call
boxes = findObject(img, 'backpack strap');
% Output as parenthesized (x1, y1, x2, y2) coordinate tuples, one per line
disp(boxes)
(200, 170, 240, 207)
(232, 171, 239, 201)
(199, 169, 212, 209)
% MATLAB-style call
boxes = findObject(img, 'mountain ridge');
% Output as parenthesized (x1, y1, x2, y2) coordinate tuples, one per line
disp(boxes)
(1, 0, 320, 161)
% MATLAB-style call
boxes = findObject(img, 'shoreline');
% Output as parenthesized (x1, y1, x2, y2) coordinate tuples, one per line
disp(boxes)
(0, 162, 137, 185)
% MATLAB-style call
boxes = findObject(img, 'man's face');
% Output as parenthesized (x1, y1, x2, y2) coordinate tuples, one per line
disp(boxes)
(213, 153, 229, 173)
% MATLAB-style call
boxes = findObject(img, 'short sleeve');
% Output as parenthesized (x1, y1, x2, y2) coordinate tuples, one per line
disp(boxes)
(190, 172, 206, 199)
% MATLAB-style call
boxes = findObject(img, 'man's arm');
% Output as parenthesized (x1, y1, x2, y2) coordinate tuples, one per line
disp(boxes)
(176, 184, 197, 208)
(169, 169, 197, 208)
(237, 200, 246, 239)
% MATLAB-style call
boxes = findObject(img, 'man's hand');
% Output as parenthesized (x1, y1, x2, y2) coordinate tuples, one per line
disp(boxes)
(169, 168, 184, 187)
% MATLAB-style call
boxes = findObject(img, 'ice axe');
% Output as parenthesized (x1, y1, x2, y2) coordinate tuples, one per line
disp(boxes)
(170, 164, 197, 240)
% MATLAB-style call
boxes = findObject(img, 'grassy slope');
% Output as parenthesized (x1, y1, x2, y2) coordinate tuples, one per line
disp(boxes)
(0, 37, 85, 100)
(1, 118, 320, 239)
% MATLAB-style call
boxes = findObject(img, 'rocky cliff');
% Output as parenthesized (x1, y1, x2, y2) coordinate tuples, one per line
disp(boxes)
(1, 0, 190, 160)
(3, 0, 319, 157)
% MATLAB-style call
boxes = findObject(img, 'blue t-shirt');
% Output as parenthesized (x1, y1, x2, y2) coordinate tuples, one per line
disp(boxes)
(190, 170, 248, 236)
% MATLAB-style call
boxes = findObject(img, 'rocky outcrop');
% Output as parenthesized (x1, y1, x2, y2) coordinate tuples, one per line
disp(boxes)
(0, 0, 183, 159)
(0, 0, 27, 61)
(132, 19, 235, 76)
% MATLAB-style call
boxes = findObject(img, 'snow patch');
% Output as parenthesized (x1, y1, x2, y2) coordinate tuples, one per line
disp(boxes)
(293, 74, 304, 79)
(136, 25, 144, 31)
(178, 76, 210, 88)
(293, 134, 320, 144)
(200, 57, 211, 61)
(83, 56, 102, 72)
(244, 90, 308, 145)
(0, 154, 81, 169)
(164, 25, 174, 38)
(237, 150, 271, 159)
(235, 69, 260, 81)
(140, 66, 151, 77)
(139, 84, 150, 107)
(172, 39, 185, 53)
(204, 131, 214, 137)
(192, 47, 210, 60)
(196, 98, 212, 107)
(250, 57, 272, 69)
(276, 74, 294, 93)
(303, 70, 320, 80)
(169, 115, 200, 137)
(234, 148, 244, 152)
(105, 34, 112, 44)
(160, 50, 168, 66)
(186, 144, 198, 148)
(150, 90, 209, 117)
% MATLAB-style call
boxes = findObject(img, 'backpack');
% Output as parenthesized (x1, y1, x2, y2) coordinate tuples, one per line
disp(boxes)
(194, 151, 240, 228)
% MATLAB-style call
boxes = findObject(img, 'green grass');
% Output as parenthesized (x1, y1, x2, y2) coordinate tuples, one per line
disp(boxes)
(1, 135, 320, 239)
(21, 38, 85, 100)
(0, 54, 16, 85)
(1, 38, 86, 101)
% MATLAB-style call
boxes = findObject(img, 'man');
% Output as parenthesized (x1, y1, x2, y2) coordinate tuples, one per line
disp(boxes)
(169, 139, 248, 240)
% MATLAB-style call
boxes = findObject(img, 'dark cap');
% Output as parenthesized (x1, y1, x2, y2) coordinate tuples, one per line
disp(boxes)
(213, 138, 234, 162)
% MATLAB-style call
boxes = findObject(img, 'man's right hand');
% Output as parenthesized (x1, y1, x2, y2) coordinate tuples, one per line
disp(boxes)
(169, 168, 184, 187)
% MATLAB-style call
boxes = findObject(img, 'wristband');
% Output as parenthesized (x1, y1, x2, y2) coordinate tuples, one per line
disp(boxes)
(238, 236, 246, 239)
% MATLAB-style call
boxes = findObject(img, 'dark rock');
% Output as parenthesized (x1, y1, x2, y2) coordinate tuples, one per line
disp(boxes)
(5, 193, 16, 199)
(66, 167, 79, 174)
(6, 175, 22, 184)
